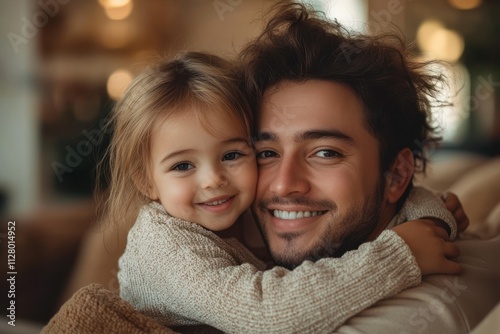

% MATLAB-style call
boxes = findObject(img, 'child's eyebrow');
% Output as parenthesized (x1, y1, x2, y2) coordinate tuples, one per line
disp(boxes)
(223, 137, 253, 146)
(160, 149, 194, 165)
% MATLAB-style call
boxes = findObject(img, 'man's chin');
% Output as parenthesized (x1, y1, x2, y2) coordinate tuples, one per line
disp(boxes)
(267, 233, 340, 269)
(256, 215, 336, 268)
(270, 246, 338, 269)
(270, 247, 307, 269)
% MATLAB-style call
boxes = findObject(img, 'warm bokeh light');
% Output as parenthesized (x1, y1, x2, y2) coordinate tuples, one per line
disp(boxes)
(106, 69, 133, 100)
(417, 20, 464, 63)
(448, 0, 482, 10)
(104, 1, 133, 20)
(428, 28, 465, 62)
(98, 0, 131, 8)
(417, 20, 444, 54)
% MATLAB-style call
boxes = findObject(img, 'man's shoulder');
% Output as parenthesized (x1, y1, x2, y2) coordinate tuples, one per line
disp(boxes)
(422, 235, 500, 330)
(336, 235, 500, 334)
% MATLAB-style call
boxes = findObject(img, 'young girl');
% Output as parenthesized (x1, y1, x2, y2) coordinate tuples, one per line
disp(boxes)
(107, 52, 459, 333)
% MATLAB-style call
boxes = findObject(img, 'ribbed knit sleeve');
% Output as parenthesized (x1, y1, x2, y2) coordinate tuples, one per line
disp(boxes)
(119, 202, 421, 334)
(396, 186, 457, 240)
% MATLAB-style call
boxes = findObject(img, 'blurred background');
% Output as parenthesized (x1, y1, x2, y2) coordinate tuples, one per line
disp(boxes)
(0, 0, 499, 331)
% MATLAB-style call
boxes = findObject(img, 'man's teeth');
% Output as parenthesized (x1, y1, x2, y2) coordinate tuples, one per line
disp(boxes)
(205, 198, 230, 206)
(273, 210, 325, 219)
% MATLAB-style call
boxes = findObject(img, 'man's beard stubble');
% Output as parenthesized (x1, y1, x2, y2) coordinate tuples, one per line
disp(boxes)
(253, 179, 386, 269)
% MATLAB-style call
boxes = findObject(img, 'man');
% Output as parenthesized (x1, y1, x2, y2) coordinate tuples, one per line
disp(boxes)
(236, 3, 500, 333)
(240, 0, 448, 269)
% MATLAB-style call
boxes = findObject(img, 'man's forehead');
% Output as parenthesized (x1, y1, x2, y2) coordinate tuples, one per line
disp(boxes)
(257, 102, 367, 138)
(258, 81, 376, 143)
(260, 80, 363, 114)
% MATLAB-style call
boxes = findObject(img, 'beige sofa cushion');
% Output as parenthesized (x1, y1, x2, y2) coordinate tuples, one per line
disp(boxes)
(448, 158, 500, 228)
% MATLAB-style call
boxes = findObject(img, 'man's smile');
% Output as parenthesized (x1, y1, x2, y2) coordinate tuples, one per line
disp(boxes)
(263, 206, 331, 234)
(272, 209, 328, 220)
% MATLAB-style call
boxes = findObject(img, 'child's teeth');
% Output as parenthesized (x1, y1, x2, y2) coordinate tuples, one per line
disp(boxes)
(206, 198, 230, 206)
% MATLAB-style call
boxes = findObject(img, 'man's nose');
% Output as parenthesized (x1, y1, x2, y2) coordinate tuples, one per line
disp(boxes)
(269, 155, 310, 196)
(201, 166, 229, 190)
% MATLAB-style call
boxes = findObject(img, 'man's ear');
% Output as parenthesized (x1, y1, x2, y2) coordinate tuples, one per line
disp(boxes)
(385, 148, 414, 204)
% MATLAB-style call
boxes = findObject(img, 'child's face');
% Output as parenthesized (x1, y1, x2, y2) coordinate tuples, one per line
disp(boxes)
(148, 108, 257, 231)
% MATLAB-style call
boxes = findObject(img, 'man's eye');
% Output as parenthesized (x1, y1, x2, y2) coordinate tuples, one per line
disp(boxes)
(222, 152, 243, 161)
(315, 150, 341, 158)
(171, 163, 193, 171)
(257, 150, 277, 159)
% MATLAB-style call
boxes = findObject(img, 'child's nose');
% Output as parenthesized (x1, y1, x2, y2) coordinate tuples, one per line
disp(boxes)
(201, 169, 229, 189)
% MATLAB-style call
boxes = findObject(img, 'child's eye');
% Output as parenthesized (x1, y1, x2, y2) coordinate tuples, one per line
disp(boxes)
(222, 152, 244, 161)
(171, 162, 193, 171)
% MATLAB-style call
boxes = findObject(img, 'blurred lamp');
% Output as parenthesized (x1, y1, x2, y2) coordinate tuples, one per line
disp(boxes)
(105, 1, 133, 20)
(417, 20, 444, 53)
(448, 0, 482, 10)
(99, 0, 130, 8)
(428, 28, 464, 63)
(417, 20, 464, 63)
(98, 0, 133, 20)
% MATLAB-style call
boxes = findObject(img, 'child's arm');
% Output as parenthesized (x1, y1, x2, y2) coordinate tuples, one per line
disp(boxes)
(395, 186, 458, 239)
(119, 205, 459, 334)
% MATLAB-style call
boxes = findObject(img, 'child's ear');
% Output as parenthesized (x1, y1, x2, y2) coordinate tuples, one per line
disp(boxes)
(132, 174, 158, 200)
(385, 148, 415, 204)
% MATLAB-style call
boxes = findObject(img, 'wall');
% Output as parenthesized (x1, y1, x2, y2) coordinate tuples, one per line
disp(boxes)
(0, 0, 39, 216)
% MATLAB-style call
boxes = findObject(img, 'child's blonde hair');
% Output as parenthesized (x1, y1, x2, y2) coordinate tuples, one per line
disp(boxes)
(99, 52, 253, 228)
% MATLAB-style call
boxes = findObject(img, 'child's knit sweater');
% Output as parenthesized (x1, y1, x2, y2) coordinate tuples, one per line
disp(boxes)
(119, 187, 456, 334)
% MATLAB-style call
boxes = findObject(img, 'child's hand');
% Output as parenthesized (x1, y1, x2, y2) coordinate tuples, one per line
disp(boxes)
(442, 192, 469, 233)
(393, 219, 462, 276)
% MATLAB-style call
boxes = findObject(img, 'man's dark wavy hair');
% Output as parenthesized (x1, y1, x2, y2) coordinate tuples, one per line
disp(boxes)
(238, 2, 444, 191)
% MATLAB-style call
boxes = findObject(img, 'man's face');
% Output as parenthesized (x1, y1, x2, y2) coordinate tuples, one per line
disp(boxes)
(252, 80, 388, 268)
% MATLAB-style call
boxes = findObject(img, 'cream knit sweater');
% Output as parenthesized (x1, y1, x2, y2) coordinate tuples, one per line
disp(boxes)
(119, 187, 456, 333)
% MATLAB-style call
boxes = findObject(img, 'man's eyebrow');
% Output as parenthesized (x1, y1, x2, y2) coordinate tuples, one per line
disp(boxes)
(254, 132, 277, 142)
(297, 130, 354, 144)
(254, 130, 354, 144)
